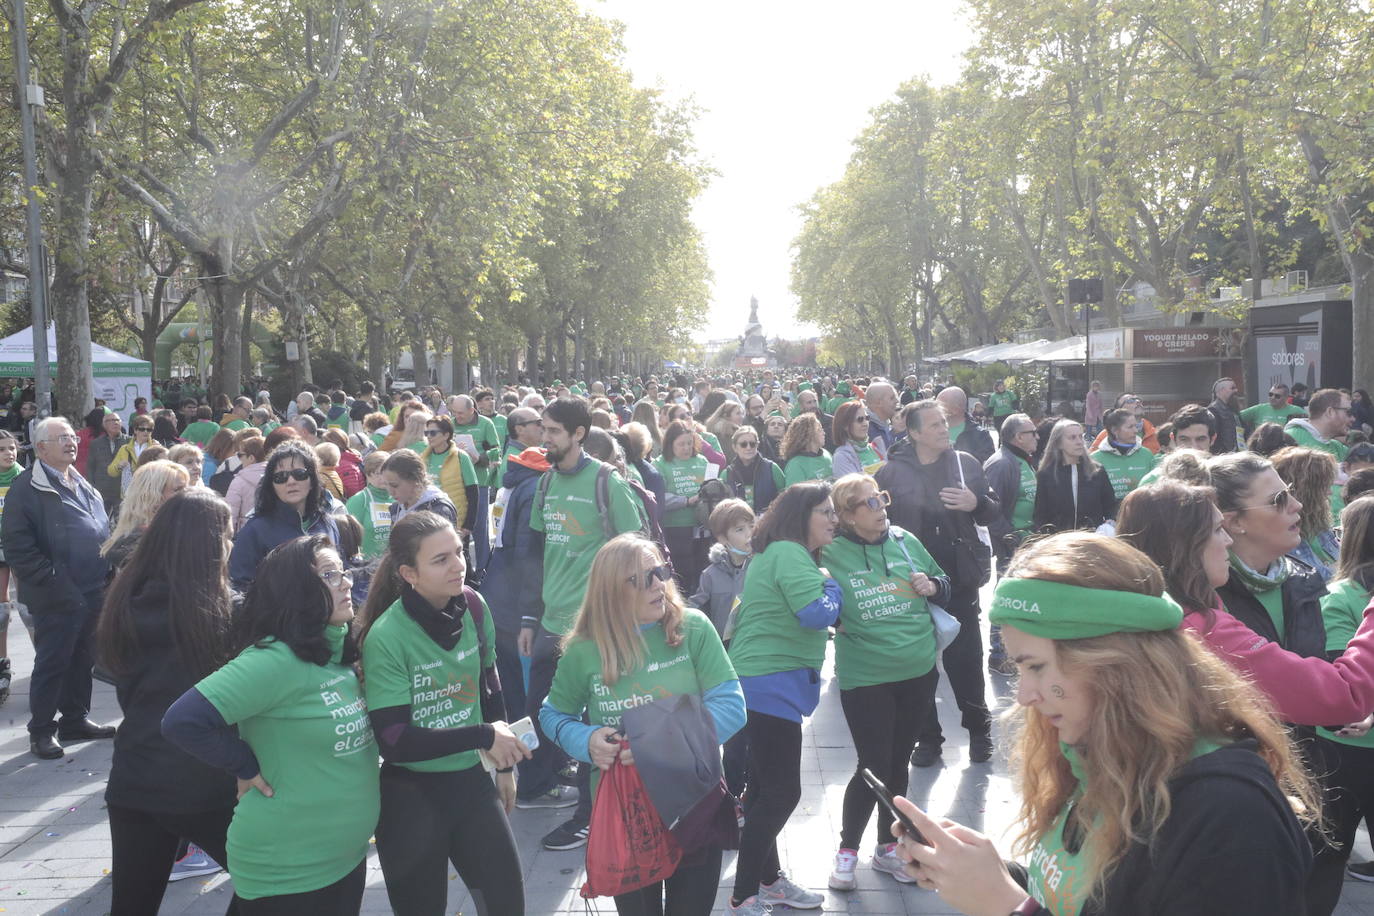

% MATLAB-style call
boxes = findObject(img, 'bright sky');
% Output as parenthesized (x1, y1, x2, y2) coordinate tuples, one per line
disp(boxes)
(584, 0, 976, 342)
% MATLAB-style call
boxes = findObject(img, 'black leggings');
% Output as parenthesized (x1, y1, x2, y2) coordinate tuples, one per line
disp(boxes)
(106, 802, 236, 916)
(375, 763, 524, 916)
(838, 669, 938, 850)
(918, 583, 991, 744)
(1309, 737, 1374, 916)
(613, 846, 723, 916)
(731, 710, 802, 903)
(235, 859, 365, 915)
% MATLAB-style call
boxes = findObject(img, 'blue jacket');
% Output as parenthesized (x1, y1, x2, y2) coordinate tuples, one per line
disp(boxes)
(1, 463, 110, 610)
(477, 461, 544, 636)
(229, 501, 340, 590)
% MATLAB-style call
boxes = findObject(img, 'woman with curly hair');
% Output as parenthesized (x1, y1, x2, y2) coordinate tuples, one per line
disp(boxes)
(890, 532, 1317, 916)
(781, 413, 832, 487)
(1271, 446, 1340, 580)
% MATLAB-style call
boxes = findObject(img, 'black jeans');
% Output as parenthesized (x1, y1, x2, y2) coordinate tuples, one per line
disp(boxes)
(375, 763, 524, 916)
(838, 670, 938, 850)
(493, 626, 527, 726)
(613, 846, 723, 916)
(28, 587, 102, 737)
(731, 710, 802, 903)
(663, 526, 707, 597)
(520, 625, 591, 822)
(917, 582, 991, 746)
(106, 802, 236, 916)
(235, 859, 365, 915)
(1308, 736, 1374, 916)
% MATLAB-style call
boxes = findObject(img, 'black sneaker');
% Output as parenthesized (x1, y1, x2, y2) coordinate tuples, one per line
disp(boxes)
(970, 734, 994, 763)
(556, 759, 579, 786)
(1347, 861, 1374, 882)
(911, 742, 942, 768)
(0, 657, 10, 706)
(542, 818, 590, 851)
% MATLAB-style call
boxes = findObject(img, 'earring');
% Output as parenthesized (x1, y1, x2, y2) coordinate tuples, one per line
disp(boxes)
(1236, 528, 1246, 535)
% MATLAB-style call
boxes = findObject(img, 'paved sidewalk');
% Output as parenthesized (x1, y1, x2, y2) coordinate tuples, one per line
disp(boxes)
(4, 606, 1374, 914)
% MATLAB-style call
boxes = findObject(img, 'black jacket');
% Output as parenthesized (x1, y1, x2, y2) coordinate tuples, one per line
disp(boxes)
(1216, 556, 1328, 660)
(0, 464, 109, 612)
(874, 439, 1000, 586)
(1208, 398, 1243, 453)
(952, 413, 995, 464)
(1032, 462, 1117, 533)
(105, 578, 236, 814)
(1010, 739, 1310, 916)
(478, 461, 545, 636)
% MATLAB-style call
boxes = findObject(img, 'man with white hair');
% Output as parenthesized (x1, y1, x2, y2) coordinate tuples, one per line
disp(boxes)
(1, 417, 114, 759)
(864, 381, 900, 460)
(935, 386, 994, 463)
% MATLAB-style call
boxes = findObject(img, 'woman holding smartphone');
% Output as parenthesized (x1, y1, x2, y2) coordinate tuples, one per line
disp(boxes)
(889, 532, 1316, 915)
(357, 510, 528, 915)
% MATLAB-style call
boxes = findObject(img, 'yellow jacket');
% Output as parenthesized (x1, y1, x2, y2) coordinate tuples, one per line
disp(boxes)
(419, 445, 476, 528)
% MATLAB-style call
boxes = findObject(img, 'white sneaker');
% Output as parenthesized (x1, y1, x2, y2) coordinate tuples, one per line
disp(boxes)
(758, 872, 824, 909)
(828, 848, 858, 890)
(872, 842, 917, 883)
(728, 895, 773, 915)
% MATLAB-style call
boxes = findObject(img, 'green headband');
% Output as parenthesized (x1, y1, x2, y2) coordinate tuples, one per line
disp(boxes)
(989, 577, 1182, 640)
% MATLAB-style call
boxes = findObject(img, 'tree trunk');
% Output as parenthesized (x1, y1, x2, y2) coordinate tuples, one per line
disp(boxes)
(240, 288, 254, 381)
(409, 316, 428, 387)
(526, 335, 540, 386)
(367, 314, 386, 389)
(296, 304, 313, 388)
(204, 265, 244, 401)
(50, 144, 97, 417)
(1235, 132, 1265, 298)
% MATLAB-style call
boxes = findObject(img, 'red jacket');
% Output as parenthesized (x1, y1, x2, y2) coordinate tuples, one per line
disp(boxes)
(1184, 598, 1374, 725)
(337, 449, 365, 498)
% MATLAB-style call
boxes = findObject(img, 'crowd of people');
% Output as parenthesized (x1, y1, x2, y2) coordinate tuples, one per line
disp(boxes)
(1, 366, 1373, 915)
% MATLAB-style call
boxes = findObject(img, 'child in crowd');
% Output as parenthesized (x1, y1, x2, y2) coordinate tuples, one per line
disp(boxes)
(691, 498, 755, 637)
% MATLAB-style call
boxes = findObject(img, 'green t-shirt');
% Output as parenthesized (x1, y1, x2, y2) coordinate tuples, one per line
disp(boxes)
(532, 458, 645, 635)
(547, 609, 736, 795)
(260, 421, 281, 435)
(1137, 464, 1165, 488)
(491, 413, 508, 444)
(222, 419, 250, 432)
(498, 439, 524, 485)
(1091, 445, 1158, 500)
(701, 431, 722, 455)
(722, 460, 787, 512)
(451, 415, 502, 487)
(947, 422, 965, 444)
(182, 420, 221, 449)
(821, 527, 942, 690)
(655, 454, 709, 528)
(1285, 420, 1349, 461)
(195, 627, 379, 900)
(1319, 578, 1374, 747)
(360, 595, 497, 772)
(426, 446, 478, 489)
(1012, 456, 1038, 531)
(783, 451, 833, 487)
(853, 441, 884, 476)
(0, 462, 22, 549)
(988, 390, 1016, 417)
(1331, 483, 1346, 529)
(346, 485, 394, 560)
(729, 540, 829, 676)
(1241, 402, 1306, 427)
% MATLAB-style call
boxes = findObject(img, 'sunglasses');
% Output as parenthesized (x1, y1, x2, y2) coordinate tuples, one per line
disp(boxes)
(1235, 483, 1297, 513)
(423, 429, 443, 437)
(627, 564, 672, 589)
(853, 491, 892, 511)
(134, 426, 153, 433)
(736, 439, 759, 448)
(272, 467, 312, 484)
(1269, 391, 1286, 398)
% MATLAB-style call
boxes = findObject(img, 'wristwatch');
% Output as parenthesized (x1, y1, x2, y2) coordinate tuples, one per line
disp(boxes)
(1010, 896, 1041, 916)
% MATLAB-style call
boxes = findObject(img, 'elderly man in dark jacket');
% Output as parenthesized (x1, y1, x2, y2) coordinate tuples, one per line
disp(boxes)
(875, 400, 1001, 767)
(936, 386, 995, 463)
(1, 416, 114, 759)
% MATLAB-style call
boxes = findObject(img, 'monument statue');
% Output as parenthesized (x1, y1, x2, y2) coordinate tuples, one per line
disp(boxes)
(736, 295, 775, 366)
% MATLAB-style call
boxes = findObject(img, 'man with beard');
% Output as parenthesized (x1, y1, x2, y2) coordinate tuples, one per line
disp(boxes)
(516, 397, 645, 849)
(1207, 377, 1244, 453)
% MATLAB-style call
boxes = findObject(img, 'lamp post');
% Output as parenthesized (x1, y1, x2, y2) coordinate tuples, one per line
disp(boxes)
(11, 0, 51, 418)
(1068, 278, 1104, 414)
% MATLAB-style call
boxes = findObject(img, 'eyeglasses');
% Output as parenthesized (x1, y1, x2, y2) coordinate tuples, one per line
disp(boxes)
(272, 467, 312, 484)
(1235, 483, 1297, 513)
(134, 427, 153, 433)
(852, 491, 892, 511)
(46, 434, 79, 443)
(318, 568, 354, 588)
(813, 505, 839, 520)
(423, 429, 443, 437)
(736, 439, 759, 449)
(626, 564, 672, 589)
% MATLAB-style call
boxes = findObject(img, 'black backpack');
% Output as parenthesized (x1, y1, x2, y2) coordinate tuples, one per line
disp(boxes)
(208, 461, 239, 496)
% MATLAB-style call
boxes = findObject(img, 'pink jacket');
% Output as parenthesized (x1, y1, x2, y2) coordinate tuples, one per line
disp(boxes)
(1184, 598, 1374, 726)
(225, 461, 267, 533)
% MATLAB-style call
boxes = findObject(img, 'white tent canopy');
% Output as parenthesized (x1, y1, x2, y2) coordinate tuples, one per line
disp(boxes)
(0, 325, 152, 421)
(928, 339, 1055, 366)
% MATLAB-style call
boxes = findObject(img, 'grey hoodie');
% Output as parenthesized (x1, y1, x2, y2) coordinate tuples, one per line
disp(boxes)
(689, 542, 749, 637)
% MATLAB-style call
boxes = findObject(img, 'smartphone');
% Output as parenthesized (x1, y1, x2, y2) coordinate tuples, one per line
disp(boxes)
(479, 716, 541, 771)
(861, 768, 929, 847)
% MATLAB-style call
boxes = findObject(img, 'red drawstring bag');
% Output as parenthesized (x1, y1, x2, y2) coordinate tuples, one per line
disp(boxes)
(580, 747, 682, 899)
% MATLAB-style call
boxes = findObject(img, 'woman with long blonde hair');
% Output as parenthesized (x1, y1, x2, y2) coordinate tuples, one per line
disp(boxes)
(100, 460, 192, 569)
(891, 532, 1317, 916)
(542, 533, 744, 916)
(1031, 419, 1115, 532)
